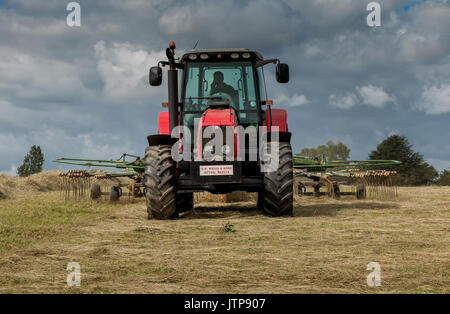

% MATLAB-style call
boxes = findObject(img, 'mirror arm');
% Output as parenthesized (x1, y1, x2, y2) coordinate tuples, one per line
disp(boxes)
(255, 58, 279, 68)
(158, 61, 169, 67)
(174, 63, 184, 70)
(158, 61, 184, 70)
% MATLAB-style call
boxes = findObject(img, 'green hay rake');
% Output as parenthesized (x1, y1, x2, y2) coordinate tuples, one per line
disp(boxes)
(54, 154, 145, 201)
(54, 152, 401, 201)
(293, 154, 401, 200)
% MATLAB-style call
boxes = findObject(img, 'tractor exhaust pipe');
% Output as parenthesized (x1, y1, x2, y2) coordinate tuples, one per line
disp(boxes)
(168, 68, 178, 133)
(167, 42, 179, 134)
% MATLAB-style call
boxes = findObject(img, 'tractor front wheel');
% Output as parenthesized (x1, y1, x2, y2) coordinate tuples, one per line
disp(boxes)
(261, 142, 294, 217)
(144, 145, 177, 220)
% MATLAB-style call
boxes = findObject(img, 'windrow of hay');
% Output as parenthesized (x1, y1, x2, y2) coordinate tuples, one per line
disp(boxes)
(0, 174, 16, 199)
(0, 170, 61, 199)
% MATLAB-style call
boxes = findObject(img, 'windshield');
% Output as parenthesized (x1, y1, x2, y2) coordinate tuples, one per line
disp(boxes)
(182, 61, 259, 126)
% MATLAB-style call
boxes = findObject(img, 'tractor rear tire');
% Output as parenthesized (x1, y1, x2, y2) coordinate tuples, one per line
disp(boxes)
(261, 142, 294, 217)
(144, 145, 177, 220)
(177, 193, 194, 213)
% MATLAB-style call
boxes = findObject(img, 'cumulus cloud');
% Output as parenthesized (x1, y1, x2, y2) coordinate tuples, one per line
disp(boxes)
(329, 93, 358, 109)
(399, 34, 446, 63)
(286, 0, 362, 27)
(158, 10, 194, 35)
(0, 46, 91, 107)
(329, 85, 395, 109)
(276, 93, 310, 107)
(94, 41, 166, 104)
(157, 0, 300, 48)
(417, 84, 450, 114)
(357, 85, 396, 108)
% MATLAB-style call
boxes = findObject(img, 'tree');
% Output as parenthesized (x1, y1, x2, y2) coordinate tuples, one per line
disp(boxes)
(17, 145, 45, 177)
(300, 141, 350, 161)
(437, 168, 450, 186)
(369, 135, 438, 185)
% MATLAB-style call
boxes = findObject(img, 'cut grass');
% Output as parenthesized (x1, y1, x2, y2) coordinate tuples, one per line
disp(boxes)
(0, 193, 117, 251)
(0, 187, 449, 293)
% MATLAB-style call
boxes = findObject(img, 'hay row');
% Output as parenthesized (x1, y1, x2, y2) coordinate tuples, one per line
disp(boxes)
(0, 170, 61, 199)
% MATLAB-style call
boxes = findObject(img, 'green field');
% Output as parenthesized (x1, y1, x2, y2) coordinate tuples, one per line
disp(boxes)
(0, 186, 449, 293)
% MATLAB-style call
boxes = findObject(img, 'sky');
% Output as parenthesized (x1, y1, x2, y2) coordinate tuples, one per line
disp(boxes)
(0, 0, 449, 175)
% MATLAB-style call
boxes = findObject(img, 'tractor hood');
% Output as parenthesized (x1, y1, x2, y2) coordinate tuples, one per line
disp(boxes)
(196, 106, 239, 161)
(200, 105, 237, 127)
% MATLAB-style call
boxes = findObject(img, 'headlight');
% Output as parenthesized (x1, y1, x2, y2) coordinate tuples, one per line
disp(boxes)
(230, 53, 239, 59)
(188, 54, 198, 60)
(242, 52, 251, 59)
(200, 54, 209, 60)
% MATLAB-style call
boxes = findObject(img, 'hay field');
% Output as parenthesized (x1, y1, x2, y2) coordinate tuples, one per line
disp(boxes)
(0, 173, 448, 293)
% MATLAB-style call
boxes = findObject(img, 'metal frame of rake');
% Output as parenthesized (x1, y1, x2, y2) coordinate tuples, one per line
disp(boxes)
(54, 154, 145, 201)
(59, 170, 91, 201)
(293, 154, 401, 200)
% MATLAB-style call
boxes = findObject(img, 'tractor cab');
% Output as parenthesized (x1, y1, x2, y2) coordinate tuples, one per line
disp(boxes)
(180, 49, 265, 129)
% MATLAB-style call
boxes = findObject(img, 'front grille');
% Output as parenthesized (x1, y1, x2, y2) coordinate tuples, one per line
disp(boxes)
(201, 126, 233, 161)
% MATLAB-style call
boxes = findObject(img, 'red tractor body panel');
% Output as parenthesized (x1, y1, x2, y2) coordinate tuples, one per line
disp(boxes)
(197, 108, 238, 160)
(263, 108, 288, 132)
(158, 111, 170, 135)
(201, 108, 236, 127)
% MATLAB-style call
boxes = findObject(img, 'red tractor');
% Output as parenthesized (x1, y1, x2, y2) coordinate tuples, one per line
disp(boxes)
(146, 42, 293, 219)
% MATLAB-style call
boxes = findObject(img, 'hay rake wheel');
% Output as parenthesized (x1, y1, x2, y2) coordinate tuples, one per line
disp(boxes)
(91, 183, 101, 199)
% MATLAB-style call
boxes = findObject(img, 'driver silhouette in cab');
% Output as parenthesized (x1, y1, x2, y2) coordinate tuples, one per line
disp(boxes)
(210, 71, 239, 106)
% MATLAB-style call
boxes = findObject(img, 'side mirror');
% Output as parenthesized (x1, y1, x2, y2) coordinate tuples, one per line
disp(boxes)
(149, 66, 162, 86)
(276, 63, 289, 83)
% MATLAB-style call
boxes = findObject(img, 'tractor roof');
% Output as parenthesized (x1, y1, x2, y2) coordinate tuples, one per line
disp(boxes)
(180, 48, 264, 62)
